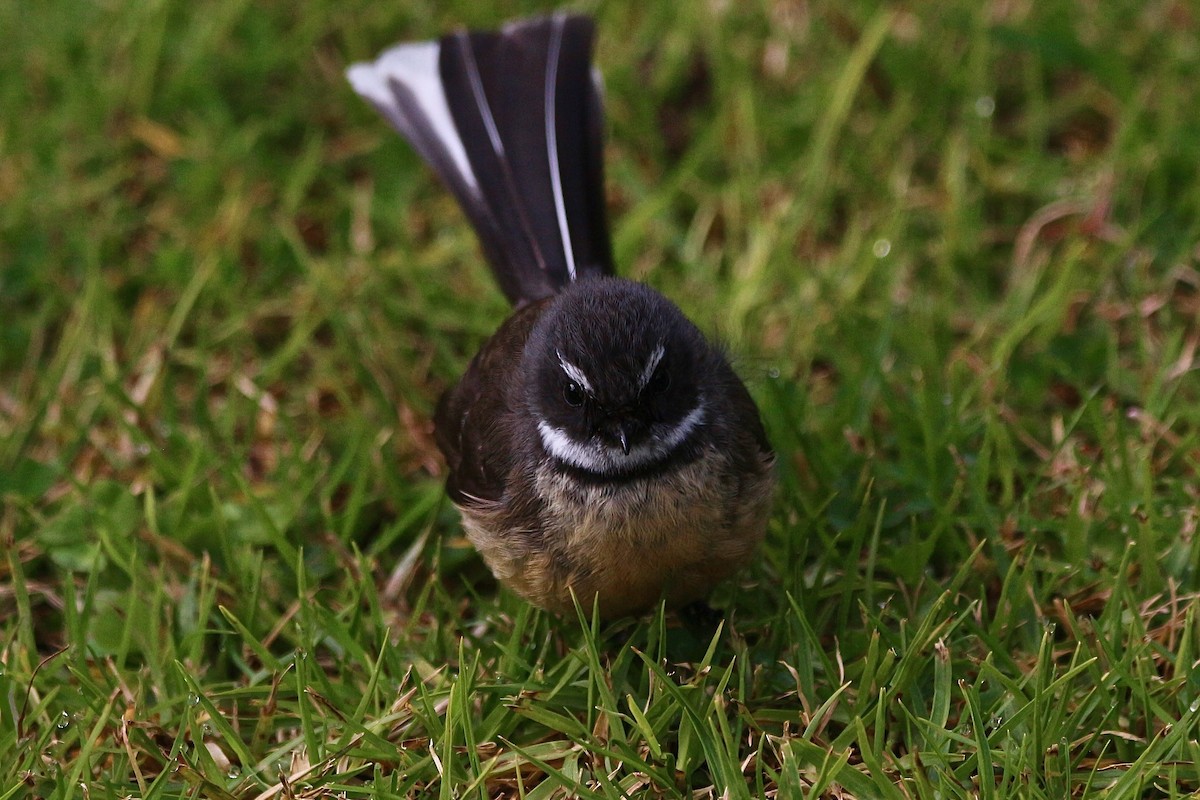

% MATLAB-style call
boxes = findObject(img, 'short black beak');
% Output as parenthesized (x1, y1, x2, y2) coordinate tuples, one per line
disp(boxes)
(598, 416, 642, 455)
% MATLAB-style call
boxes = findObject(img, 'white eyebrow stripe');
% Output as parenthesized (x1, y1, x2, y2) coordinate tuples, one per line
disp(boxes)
(556, 351, 594, 394)
(637, 343, 666, 389)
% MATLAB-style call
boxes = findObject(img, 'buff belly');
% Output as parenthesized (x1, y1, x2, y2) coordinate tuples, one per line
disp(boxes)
(458, 447, 775, 616)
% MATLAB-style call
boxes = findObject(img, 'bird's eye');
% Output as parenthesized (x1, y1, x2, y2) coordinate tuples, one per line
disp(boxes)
(563, 381, 586, 407)
(646, 363, 671, 394)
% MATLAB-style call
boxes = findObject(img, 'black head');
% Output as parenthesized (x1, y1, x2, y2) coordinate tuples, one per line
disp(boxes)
(524, 277, 711, 475)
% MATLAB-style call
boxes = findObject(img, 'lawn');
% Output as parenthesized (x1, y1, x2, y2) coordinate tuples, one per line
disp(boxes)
(3, 1, 1200, 797)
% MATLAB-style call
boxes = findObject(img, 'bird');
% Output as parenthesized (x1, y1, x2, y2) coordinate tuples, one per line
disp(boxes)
(347, 12, 775, 617)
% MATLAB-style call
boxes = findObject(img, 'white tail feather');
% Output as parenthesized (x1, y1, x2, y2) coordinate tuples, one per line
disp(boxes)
(346, 42, 478, 193)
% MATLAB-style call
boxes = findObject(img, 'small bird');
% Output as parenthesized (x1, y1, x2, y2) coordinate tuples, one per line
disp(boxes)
(347, 13, 775, 617)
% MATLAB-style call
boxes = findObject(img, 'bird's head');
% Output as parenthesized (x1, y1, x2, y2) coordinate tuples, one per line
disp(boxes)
(525, 278, 709, 476)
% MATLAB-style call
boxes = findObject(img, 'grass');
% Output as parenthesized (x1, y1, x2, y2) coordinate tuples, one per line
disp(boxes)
(3, 0, 1200, 796)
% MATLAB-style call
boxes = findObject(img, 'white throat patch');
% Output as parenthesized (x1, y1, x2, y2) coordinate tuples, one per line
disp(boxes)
(537, 401, 707, 474)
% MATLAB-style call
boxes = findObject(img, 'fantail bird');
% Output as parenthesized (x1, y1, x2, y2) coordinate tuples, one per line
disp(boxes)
(347, 12, 775, 617)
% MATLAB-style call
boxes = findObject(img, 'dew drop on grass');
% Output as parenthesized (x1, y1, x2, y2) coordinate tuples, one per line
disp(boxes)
(974, 96, 995, 118)
(872, 238, 891, 258)
(56, 711, 71, 729)
(768, 368, 780, 379)
(188, 693, 201, 707)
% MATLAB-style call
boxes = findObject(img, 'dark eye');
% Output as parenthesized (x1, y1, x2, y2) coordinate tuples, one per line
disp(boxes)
(563, 381, 585, 407)
(646, 364, 671, 394)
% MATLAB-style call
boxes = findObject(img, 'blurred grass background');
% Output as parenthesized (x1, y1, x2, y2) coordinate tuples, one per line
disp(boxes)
(3, 0, 1200, 796)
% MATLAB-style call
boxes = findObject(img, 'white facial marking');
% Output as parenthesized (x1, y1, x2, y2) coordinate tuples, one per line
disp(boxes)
(637, 343, 666, 390)
(537, 402, 706, 474)
(556, 350, 594, 394)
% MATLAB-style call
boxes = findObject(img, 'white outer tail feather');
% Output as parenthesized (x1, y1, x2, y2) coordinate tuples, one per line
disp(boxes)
(347, 19, 582, 282)
(346, 42, 478, 195)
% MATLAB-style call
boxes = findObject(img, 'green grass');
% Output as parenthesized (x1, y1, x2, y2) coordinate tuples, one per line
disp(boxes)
(3, 0, 1200, 796)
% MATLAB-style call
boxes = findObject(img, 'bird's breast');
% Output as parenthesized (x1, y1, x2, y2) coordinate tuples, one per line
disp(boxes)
(457, 433, 773, 616)
(524, 446, 770, 614)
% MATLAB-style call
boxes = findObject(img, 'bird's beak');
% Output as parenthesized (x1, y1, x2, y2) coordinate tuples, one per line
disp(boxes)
(600, 416, 641, 455)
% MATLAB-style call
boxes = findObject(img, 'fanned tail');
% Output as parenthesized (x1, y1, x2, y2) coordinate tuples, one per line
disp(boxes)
(347, 13, 613, 306)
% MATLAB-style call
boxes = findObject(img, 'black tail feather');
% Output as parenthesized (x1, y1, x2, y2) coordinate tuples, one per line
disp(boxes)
(348, 13, 613, 306)
(549, 20, 614, 280)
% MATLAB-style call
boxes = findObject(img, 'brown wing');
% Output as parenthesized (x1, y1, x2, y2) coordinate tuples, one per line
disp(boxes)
(434, 299, 552, 504)
(704, 351, 774, 467)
